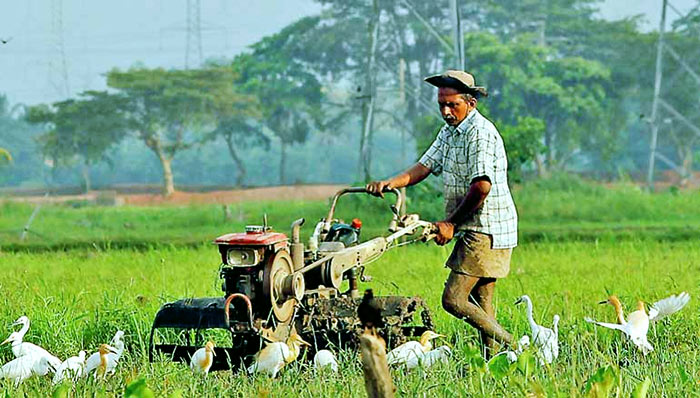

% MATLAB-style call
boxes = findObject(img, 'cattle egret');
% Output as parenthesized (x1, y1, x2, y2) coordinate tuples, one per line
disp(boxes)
(586, 292, 690, 354)
(85, 330, 124, 377)
(92, 344, 118, 380)
(247, 331, 311, 378)
(0, 355, 53, 386)
(190, 341, 216, 374)
(2, 316, 62, 370)
(386, 330, 443, 366)
(52, 350, 86, 384)
(514, 295, 559, 365)
(405, 345, 451, 370)
(313, 349, 339, 373)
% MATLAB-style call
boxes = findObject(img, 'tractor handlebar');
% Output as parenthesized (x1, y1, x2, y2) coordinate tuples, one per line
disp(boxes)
(323, 187, 403, 233)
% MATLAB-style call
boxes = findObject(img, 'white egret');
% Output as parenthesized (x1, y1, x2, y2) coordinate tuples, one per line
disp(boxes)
(386, 330, 443, 366)
(247, 331, 311, 378)
(586, 292, 690, 354)
(514, 295, 559, 365)
(404, 345, 451, 370)
(52, 350, 86, 384)
(190, 341, 216, 374)
(2, 316, 62, 370)
(85, 330, 124, 377)
(0, 355, 53, 386)
(313, 349, 338, 373)
(501, 335, 530, 363)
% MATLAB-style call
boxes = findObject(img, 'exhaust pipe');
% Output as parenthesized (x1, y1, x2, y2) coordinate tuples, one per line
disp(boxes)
(290, 218, 305, 270)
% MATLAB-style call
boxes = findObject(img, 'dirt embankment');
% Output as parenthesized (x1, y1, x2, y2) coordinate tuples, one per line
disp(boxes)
(4, 184, 347, 206)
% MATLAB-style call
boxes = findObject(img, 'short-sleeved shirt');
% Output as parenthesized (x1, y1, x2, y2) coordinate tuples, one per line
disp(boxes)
(418, 109, 518, 249)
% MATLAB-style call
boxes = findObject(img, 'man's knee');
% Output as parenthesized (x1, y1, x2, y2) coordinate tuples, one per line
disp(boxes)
(441, 290, 460, 315)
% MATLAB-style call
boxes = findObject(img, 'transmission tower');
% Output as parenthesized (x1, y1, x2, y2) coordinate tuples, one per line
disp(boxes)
(647, 0, 700, 190)
(48, 0, 70, 98)
(185, 0, 203, 69)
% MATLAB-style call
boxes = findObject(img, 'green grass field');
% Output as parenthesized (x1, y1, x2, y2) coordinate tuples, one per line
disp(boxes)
(1, 180, 699, 397)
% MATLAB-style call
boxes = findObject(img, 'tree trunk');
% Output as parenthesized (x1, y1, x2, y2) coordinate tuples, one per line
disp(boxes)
(359, 0, 380, 182)
(279, 141, 287, 185)
(156, 150, 175, 197)
(225, 134, 246, 187)
(81, 161, 91, 194)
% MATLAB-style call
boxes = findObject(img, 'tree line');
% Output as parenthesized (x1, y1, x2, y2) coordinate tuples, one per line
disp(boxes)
(2, 0, 699, 194)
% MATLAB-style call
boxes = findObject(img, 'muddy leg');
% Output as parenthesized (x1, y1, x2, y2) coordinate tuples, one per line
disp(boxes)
(442, 271, 513, 351)
(471, 278, 500, 358)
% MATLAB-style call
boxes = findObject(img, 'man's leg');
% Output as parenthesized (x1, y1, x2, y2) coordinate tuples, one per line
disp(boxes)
(442, 271, 513, 350)
(470, 277, 499, 357)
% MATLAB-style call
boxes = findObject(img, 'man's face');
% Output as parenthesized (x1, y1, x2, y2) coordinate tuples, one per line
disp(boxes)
(437, 87, 476, 126)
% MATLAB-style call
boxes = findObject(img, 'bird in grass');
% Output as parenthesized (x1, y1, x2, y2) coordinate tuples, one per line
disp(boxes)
(386, 330, 443, 366)
(358, 289, 385, 332)
(313, 349, 338, 373)
(0, 355, 53, 386)
(52, 350, 86, 384)
(85, 330, 124, 377)
(404, 345, 451, 370)
(94, 344, 118, 380)
(190, 341, 216, 375)
(247, 331, 311, 378)
(514, 295, 559, 365)
(586, 292, 690, 354)
(2, 315, 62, 370)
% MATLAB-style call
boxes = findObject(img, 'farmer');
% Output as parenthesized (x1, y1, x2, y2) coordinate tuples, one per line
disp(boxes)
(366, 70, 518, 357)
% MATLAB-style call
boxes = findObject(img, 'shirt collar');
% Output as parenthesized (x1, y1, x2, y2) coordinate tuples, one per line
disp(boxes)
(449, 108, 478, 135)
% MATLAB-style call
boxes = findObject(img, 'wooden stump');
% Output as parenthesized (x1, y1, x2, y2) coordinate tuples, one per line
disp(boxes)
(359, 331, 395, 398)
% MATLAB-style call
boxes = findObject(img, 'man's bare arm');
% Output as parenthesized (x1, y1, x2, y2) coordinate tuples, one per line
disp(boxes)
(445, 178, 491, 225)
(365, 163, 431, 197)
(434, 177, 491, 245)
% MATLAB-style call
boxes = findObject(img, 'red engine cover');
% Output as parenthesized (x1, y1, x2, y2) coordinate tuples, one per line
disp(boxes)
(214, 231, 288, 246)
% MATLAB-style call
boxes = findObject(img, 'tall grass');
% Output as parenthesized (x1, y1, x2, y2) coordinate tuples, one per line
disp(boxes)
(0, 240, 698, 396)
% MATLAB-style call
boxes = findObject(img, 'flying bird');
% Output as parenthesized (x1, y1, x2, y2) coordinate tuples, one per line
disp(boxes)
(313, 349, 339, 373)
(85, 330, 124, 377)
(586, 292, 690, 354)
(0, 37, 12, 45)
(247, 331, 310, 378)
(52, 351, 86, 384)
(386, 330, 443, 366)
(514, 295, 559, 365)
(2, 315, 62, 370)
(190, 341, 216, 374)
(0, 355, 53, 386)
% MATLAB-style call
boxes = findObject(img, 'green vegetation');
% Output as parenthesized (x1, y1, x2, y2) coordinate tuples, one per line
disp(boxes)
(0, 238, 697, 396)
(1, 179, 700, 396)
(2, 178, 699, 252)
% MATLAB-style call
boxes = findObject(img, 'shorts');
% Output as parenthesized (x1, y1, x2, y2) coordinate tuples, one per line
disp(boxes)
(445, 230, 512, 278)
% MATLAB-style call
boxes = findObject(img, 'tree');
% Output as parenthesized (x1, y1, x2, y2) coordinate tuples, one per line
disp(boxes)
(106, 66, 248, 196)
(25, 91, 129, 192)
(204, 118, 268, 187)
(232, 17, 323, 184)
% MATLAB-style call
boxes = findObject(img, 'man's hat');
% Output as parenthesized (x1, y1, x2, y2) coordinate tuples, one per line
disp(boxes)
(424, 70, 488, 97)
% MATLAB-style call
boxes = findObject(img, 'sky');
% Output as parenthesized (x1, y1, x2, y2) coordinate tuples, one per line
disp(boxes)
(0, 0, 695, 107)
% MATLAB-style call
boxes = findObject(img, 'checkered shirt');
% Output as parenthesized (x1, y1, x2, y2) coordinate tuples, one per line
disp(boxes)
(418, 109, 518, 249)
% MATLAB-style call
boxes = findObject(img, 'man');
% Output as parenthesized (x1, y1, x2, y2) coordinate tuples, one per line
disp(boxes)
(366, 70, 518, 357)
